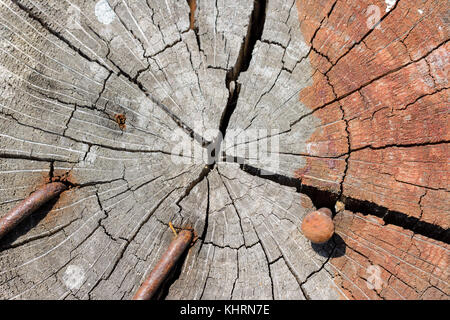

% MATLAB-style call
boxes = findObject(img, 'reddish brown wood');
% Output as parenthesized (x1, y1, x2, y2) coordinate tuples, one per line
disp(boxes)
(331, 211, 449, 300)
(294, 0, 449, 230)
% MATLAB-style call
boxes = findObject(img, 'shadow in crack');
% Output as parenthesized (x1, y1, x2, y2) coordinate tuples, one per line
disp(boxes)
(311, 233, 346, 259)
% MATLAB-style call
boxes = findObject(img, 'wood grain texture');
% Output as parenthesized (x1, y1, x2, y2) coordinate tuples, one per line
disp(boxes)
(0, 0, 448, 300)
(330, 210, 449, 300)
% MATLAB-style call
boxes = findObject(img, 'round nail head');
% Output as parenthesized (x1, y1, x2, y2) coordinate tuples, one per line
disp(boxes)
(301, 208, 334, 244)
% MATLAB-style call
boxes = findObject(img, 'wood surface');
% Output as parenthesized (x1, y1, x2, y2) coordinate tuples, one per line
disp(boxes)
(0, 0, 448, 299)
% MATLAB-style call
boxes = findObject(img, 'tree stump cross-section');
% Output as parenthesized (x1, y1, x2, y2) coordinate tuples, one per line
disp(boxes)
(0, 0, 448, 300)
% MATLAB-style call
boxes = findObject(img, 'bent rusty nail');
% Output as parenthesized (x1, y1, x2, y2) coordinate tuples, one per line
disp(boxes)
(133, 229, 193, 300)
(0, 182, 68, 240)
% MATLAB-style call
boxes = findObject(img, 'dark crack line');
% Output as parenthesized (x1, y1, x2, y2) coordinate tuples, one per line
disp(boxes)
(168, 0, 269, 268)
(289, 38, 450, 129)
(299, 237, 337, 296)
(191, 174, 211, 256)
(337, 101, 350, 201)
(223, 157, 449, 244)
(11, 0, 211, 149)
(203, 0, 268, 167)
(0, 152, 72, 164)
(8, 0, 449, 302)
(217, 171, 247, 247)
(86, 187, 180, 298)
(258, 241, 275, 299)
(322, 0, 400, 73)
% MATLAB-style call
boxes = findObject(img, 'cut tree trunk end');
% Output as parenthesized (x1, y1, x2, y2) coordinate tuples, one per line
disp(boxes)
(0, 0, 448, 300)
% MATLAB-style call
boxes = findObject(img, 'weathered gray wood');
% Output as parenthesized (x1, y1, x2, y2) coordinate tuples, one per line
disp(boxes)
(222, 0, 347, 193)
(165, 164, 344, 300)
(0, 0, 342, 300)
(2, 0, 428, 301)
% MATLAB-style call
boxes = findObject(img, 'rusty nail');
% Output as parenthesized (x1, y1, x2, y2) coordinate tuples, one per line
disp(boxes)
(133, 229, 193, 300)
(301, 207, 334, 244)
(0, 182, 68, 240)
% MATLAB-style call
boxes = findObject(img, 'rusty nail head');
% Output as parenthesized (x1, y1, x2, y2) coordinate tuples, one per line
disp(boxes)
(301, 207, 334, 244)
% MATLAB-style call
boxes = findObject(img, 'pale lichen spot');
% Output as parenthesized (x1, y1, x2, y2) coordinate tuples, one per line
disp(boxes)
(62, 265, 85, 290)
(84, 149, 98, 165)
(95, 0, 116, 25)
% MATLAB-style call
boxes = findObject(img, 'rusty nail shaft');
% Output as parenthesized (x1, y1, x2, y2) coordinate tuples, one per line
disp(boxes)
(133, 230, 193, 300)
(0, 182, 68, 240)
